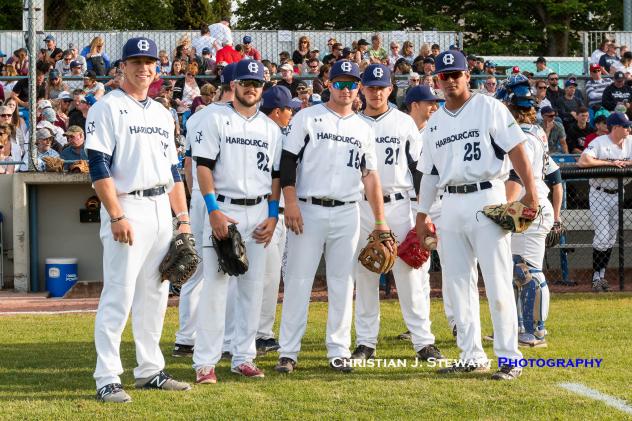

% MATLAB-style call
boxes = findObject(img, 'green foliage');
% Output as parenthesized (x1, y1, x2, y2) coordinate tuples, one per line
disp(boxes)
(210, 0, 232, 22)
(172, 0, 213, 30)
(0, 0, 23, 30)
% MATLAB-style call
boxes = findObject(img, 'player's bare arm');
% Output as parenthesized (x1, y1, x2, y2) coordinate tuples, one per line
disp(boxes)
(168, 181, 191, 235)
(508, 143, 539, 210)
(282, 186, 303, 235)
(197, 163, 238, 240)
(184, 156, 193, 195)
(253, 178, 281, 246)
(94, 178, 134, 246)
(578, 153, 626, 168)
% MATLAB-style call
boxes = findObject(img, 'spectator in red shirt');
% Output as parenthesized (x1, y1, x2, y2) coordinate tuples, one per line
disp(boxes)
(242, 36, 262, 60)
(215, 41, 241, 64)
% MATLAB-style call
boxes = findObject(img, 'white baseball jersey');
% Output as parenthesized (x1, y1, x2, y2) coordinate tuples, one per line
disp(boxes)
(191, 103, 282, 198)
(284, 104, 378, 202)
(516, 123, 559, 200)
(185, 103, 229, 192)
(415, 126, 443, 217)
(85, 89, 178, 195)
(582, 134, 632, 190)
(419, 93, 526, 188)
(359, 108, 421, 195)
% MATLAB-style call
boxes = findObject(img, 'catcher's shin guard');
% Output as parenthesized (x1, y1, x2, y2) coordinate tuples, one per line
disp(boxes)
(519, 271, 548, 335)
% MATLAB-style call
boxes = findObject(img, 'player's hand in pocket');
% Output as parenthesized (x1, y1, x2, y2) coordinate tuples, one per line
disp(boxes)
(284, 202, 304, 235)
(253, 217, 277, 246)
(210, 210, 238, 240)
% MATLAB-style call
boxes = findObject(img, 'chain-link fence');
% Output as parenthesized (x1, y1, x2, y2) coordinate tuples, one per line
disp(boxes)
(543, 166, 632, 291)
(0, 30, 460, 64)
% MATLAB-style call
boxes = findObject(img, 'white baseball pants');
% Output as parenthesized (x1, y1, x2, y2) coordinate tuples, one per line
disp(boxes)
(93, 194, 172, 390)
(193, 201, 268, 369)
(174, 190, 205, 346)
(278, 201, 360, 362)
(439, 183, 522, 364)
(354, 198, 435, 351)
(257, 214, 286, 340)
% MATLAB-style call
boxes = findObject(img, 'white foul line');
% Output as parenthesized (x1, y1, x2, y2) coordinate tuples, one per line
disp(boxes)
(559, 382, 632, 415)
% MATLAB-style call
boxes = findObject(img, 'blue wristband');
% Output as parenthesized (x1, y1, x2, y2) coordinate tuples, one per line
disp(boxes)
(203, 193, 220, 214)
(268, 200, 280, 219)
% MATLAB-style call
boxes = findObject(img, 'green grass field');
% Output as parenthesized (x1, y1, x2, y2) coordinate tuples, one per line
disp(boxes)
(1, 293, 631, 420)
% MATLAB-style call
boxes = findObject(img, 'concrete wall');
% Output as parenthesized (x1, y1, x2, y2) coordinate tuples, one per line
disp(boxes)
(0, 176, 14, 289)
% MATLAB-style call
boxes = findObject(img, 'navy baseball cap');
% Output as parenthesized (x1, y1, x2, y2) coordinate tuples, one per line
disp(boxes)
(329, 60, 361, 81)
(423, 57, 435, 64)
(540, 106, 556, 115)
(484, 60, 497, 68)
(122, 37, 159, 61)
(243, 36, 252, 44)
(201, 47, 211, 55)
(220, 62, 237, 85)
(564, 79, 578, 88)
(434, 51, 467, 74)
(44, 35, 55, 42)
(262, 85, 292, 109)
(70, 60, 81, 68)
(233, 59, 265, 81)
(405, 85, 441, 105)
(362, 64, 391, 87)
(606, 112, 631, 128)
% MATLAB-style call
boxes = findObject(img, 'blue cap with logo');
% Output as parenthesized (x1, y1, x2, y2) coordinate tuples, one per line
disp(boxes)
(243, 36, 252, 44)
(329, 60, 361, 81)
(262, 85, 292, 109)
(606, 112, 632, 128)
(405, 85, 442, 105)
(233, 60, 265, 81)
(220, 62, 237, 85)
(434, 51, 467, 74)
(122, 37, 159, 61)
(509, 85, 534, 108)
(362, 64, 391, 87)
(84, 94, 97, 106)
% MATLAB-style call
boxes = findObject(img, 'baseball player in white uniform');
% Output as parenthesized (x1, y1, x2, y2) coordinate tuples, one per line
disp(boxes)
(192, 60, 283, 383)
(172, 62, 237, 358)
(415, 51, 538, 380)
(255, 85, 295, 354)
(578, 112, 632, 291)
(275, 60, 391, 373)
(87, 37, 191, 403)
(502, 78, 563, 348)
(352, 65, 444, 361)
(407, 85, 475, 340)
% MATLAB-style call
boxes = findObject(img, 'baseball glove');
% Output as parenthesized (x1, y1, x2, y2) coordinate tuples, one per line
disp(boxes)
(69, 160, 89, 174)
(481, 201, 538, 233)
(212, 224, 249, 276)
(159, 233, 201, 293)
(397, 228, 430, 269)
(358, 230, 398, 274)
(546, 221, 566, 248)
(42, 156, 65, 172)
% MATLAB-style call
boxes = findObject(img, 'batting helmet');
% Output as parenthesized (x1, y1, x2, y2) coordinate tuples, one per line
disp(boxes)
(506, 74, 530, 90)
(509, 85, 535, 108)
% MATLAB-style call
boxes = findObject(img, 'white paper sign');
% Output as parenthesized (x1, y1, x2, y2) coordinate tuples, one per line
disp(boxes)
(277, 31, 292, 43)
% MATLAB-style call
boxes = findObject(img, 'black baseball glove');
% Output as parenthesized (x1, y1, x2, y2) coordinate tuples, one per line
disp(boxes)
(212, 224, 249, 276)
(546, 221, 566, 248)
(159, 233, 201, 295)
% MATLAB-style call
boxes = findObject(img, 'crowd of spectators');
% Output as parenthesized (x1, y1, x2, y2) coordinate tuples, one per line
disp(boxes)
(0, 25, 631, 173)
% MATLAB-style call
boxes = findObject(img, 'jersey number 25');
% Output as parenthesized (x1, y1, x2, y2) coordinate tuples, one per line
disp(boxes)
(463, 142, 481, 161)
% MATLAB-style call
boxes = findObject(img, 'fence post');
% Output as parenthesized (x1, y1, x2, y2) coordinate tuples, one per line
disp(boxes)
(559, 180, 570, 283)
(618, 177, 624, 290)
(582, 31, 589, 75)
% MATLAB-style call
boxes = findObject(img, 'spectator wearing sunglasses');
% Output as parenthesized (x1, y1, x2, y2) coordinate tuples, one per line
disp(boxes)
(539, 106, 568, 153)
(534, 81, 552, 118)
(545, 72, 563, 111)
(323, 43, 343, 65)
(480, 76, 498, 96)
(0, 121, 19, 174)
(293, 36, 311, 66)
(387, 42, 402, 70)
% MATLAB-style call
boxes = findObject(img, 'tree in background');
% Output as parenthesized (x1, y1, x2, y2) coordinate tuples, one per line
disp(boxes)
(0, 0, 22, 30)
(211, 0, 232, 21)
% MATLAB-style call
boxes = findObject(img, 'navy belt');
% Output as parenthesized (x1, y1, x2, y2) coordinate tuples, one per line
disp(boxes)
(217, 194, 268, 206)
(364, 192, 408, 203)
(445, 181, 492, 194)
(595, 186, 618, 195)
(128, 186, 166, 197)
(299, 197, 355, 207)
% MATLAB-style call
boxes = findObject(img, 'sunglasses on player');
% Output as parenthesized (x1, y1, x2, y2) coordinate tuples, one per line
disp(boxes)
(238, 79, 265, 88)
(437, 71, 464, 81)
(331, 81, 359, 90)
